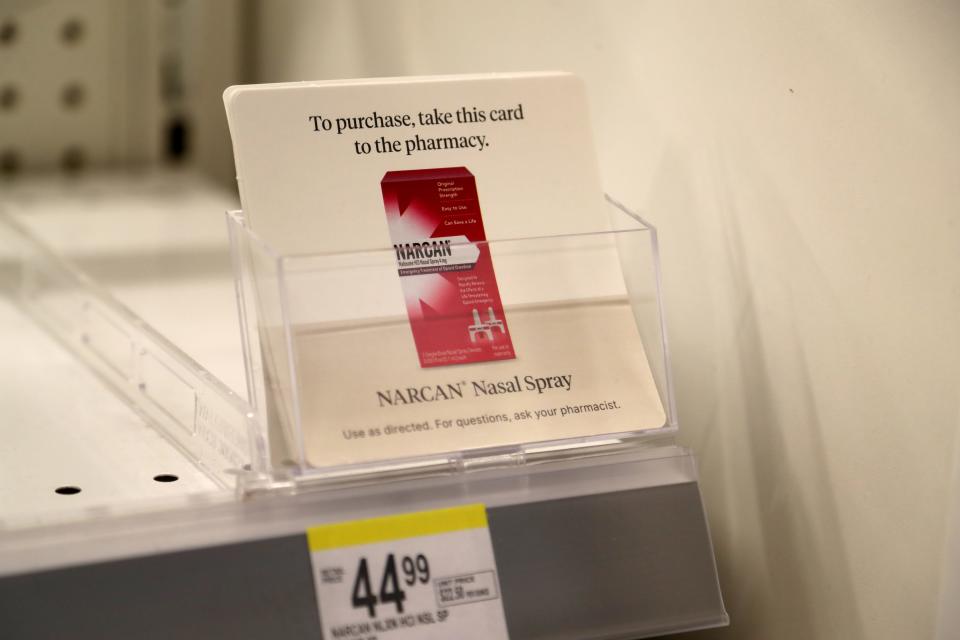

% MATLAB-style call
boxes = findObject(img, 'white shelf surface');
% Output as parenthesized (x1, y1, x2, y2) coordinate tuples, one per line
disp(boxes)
(4, 169, 247, 394)
(0, 170, 243, 528)
(0, 296, 220, 529)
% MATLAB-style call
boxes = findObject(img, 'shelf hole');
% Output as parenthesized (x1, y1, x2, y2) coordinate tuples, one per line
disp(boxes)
(61, 83, 85, 109)
(0, 20, 17, 46)
(0, 85, 19, 111)
(61, 146, 86, 173)
(0, 149, 20, 175)
(153, 474, 179, 483)
(61, 18, 84, 45)
(55, 486, 82, 495)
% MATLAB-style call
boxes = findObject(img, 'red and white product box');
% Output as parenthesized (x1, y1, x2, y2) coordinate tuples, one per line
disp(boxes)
(381, 167, 516, 368)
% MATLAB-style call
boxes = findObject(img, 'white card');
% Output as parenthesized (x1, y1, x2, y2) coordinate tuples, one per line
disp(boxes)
(307, 504, 509, 640)
(224, 73, 667, 468)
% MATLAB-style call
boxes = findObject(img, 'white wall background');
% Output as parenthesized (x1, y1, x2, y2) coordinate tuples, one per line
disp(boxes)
(252, 2, 960, 638)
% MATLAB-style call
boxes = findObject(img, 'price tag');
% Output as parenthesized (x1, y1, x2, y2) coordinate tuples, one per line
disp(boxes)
(308, 504, 509, 640)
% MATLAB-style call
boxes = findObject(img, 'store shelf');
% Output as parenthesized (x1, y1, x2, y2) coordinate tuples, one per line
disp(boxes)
(0, 171, 726, 638)
(0, 447, 726, 640)
(0, 294, 219, 528)
(0, 171, 239, 527)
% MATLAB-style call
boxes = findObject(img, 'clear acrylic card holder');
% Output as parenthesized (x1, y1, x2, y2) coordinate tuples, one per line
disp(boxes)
(229, 196, 678, 486)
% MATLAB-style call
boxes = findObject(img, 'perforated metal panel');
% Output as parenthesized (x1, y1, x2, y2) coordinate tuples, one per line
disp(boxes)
(1, 1, 112, 173)
(0, 0, 240, 181)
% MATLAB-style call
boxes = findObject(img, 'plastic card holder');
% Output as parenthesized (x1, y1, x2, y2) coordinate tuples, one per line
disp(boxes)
(229, 196, 678, 485)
